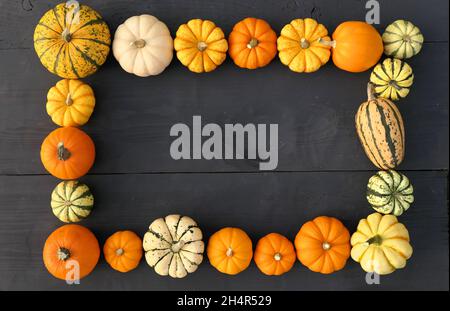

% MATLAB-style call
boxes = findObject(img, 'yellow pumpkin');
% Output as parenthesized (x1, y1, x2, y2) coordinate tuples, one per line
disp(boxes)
(174, 19, 228, 73)
(34, 3, 111, 79)
(351, 213, 413, 275)
(46, 79, 95, 127)
(277, 18, 331, 73)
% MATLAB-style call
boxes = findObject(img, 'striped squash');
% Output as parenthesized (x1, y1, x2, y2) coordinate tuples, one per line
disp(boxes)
(143, 215, 204, 278)
(370, 58, 414, 101)
(367, 170, 414, 216)
(34, 3, 110, 79)
(51, 181, 94, 223)
(382, 20, 424, 59)
(355, 83, 405, 170)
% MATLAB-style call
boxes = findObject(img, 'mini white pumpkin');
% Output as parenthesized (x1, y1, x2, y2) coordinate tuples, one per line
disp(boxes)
(143, 214, 204, 278)
(113, 15, 173, 77)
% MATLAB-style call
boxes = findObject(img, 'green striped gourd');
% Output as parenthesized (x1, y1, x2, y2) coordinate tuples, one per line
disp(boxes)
(367, 170, 414, 216)
(33, 3, 110, 79)
(51, 181, 94, 223)
(355, 83, 405, 170)
(382, 20, 424, 59)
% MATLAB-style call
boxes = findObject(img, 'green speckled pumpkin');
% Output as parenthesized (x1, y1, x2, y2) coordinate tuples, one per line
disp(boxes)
(51, 181, 94, 223)
(367, 170, 414, 216)
(33, 3, 111, 78)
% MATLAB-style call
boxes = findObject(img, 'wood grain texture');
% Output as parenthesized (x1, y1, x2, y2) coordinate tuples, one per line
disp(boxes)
(0, 171, 447, 290)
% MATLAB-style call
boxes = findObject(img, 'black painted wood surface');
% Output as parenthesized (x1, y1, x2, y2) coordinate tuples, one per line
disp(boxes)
(0, 0, 448, 290)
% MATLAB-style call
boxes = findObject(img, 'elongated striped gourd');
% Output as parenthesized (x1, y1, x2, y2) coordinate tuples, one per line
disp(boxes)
(143, 215, 204, 278)
(367, 170, 414, 216)
(51, 181, 94, 223)
(355, 83, 405, 170)
(34, 3, 110, 79)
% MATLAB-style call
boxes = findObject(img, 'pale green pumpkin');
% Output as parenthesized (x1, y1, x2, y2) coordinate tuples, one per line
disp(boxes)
(51, 181, 94, 223)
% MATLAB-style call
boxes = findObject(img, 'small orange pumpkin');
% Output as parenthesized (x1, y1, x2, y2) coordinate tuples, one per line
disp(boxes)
(207, 227, 253, 275)
(228, 17, 277, 69)
(319, 21, 383, 73)
(43, 224, 100, 281)
(254, 233, 296, 276)
(294, 216, 350, 274)
(40, 127, 95, 180)
(103, 230, 143, 273)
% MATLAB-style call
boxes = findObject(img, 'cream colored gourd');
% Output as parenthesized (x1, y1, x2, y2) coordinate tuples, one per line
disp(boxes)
(113, 15, 173, 77)
(143, 215, 204, 278)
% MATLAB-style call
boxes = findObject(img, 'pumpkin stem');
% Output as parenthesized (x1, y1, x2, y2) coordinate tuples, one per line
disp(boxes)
(322, 242, 331, 250)
(318, 37, 336, 48)
(300, 38, 310, 49)
(133, 39, 146, 48)
(367, 82, 378, 101)
(171, 240, 185, 253)
(226, 247, 233, 257)
(274, 253, 282, 261)
(61, 28, 72, 43)
(247, 38, 259, 49)
(57, 247, 71, 261)
(65, 93, 73, 106)
(116, 248, 124, 256)
(389, 80, 402, 91)
(197, 41, 208, 52)
(57, 142, 71, 161)
(366, 235, 383, 245)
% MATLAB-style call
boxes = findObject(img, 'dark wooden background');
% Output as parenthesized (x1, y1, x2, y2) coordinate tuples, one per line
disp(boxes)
(0, 0, 448, 290)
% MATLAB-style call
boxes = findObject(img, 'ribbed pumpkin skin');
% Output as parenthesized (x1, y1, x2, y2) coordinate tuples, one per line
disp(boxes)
(43, 224, 100, 281)
(143, 215, 204, 278)
(367, 170, 414, 216)
(294, 216, 350, 274)
(228, 18, 277, 69)
(104, 231, 143, 273)
(51, 181, 93, 223)
(277, 18, 331, 73)
(34, 3, 110, 79)
(355, 83, 405, 170)
(174, 19, 228, 73)
(370, 58, 414, 101)
(382, 20, 424, 59)
(207, 227, 253, 275)
(254, 233, 296, 276)
(40, 127, 95, 180)
(46, 79, 95, 127)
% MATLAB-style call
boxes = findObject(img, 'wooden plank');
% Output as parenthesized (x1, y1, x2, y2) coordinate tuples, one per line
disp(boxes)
(0, 171, 447, 290)
(0, 0, 448, 50)
(0, 42, 448, 174)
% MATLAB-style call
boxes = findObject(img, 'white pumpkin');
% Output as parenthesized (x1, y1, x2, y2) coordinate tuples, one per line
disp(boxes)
(143, 215, 204, 278)
(112, 15, 173, 77)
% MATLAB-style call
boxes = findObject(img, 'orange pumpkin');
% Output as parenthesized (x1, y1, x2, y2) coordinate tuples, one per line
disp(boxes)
(294, 216, 350, 274)
(40, 127, 95, 180)
(254, 233, 296, 276)
(228, 17, 277, 69)
(207, 227, 253, 275)
(319, 21, 383, 73)
(103, 230, 143, 273)
(43, 224, 100, 281)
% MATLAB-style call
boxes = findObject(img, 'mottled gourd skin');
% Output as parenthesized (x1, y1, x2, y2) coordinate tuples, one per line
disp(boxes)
(277, 18, 331, 73)
(367, 170, 414, 216)
(34, 3, 111, 79)
(143, 215, 204, 278)
(370, 58, 414, 101)
(51, 181, 94, 223)
(351, 213, 413, 275)
(355, 83, 405, 170)
(382, 20, 424, 59)
(174, 19, 228, 73)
